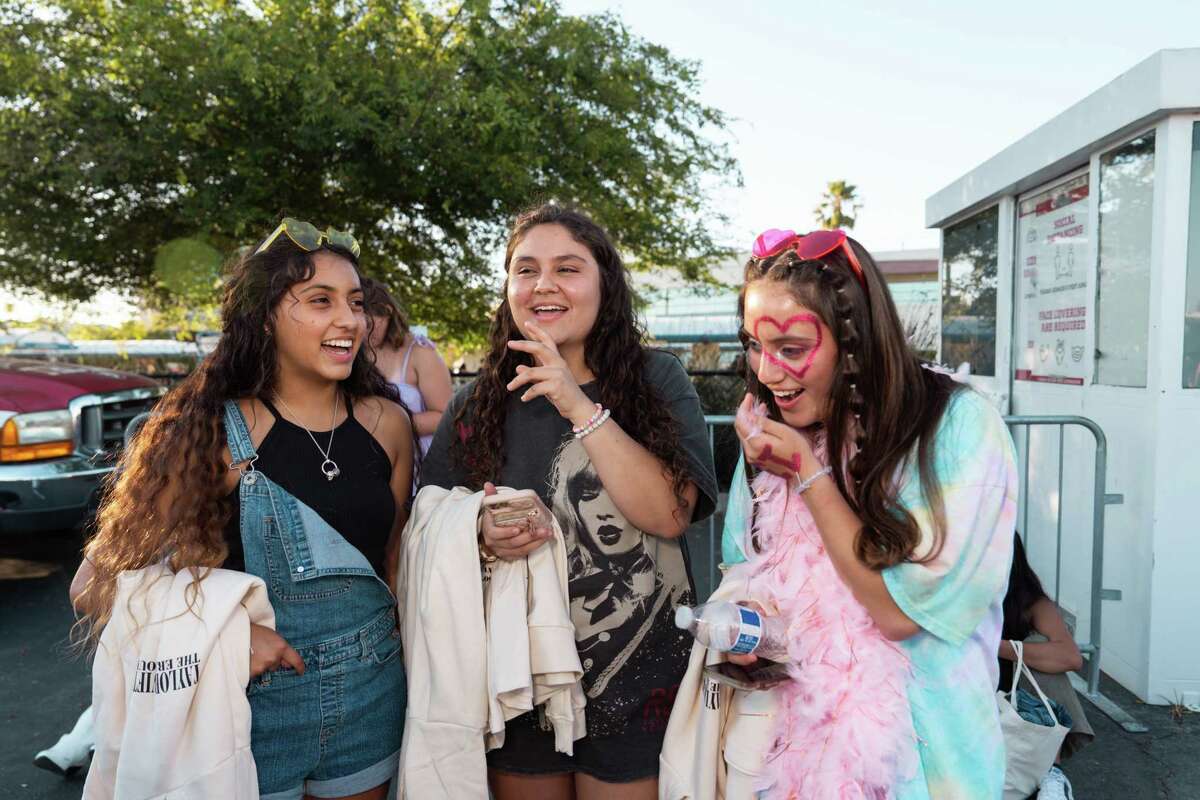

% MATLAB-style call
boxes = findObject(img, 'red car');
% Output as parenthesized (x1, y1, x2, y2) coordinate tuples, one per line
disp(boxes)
(0, 358, 165, 534)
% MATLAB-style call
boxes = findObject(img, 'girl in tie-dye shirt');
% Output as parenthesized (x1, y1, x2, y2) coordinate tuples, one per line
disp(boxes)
(716, 228, 1017, 798)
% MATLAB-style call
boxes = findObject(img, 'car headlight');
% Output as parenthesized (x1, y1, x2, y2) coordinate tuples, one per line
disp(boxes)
(0, 409, 75, 462)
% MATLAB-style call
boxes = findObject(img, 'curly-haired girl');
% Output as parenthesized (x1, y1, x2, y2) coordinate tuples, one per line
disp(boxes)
(420, 204, 718, 800)
(72, 219, 414, 800)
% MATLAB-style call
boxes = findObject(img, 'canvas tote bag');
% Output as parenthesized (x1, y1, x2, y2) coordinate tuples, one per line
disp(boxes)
(998, 640, 1071, 800)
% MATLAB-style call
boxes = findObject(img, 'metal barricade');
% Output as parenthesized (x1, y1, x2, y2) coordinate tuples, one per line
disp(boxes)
(698, 415, 735, 598)
(699, 412, 1146, 732)
(1002, 415, 1143, 732)
(1002, 416, 1113, 695)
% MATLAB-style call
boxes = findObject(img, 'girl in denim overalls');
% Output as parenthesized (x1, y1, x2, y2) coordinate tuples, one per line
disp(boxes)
(73, 219, 415, 800)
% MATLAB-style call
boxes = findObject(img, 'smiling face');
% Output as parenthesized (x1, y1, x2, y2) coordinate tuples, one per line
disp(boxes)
(505, 223, 602, 354)
(271, 250, 366, 384)
(741, 278, 839, 429)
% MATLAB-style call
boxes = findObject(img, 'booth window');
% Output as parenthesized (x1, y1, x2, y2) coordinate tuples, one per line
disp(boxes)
(941, 206, 998, 376)
(1095, 132, 1156, 387)
(1184, 122, 1200, 389)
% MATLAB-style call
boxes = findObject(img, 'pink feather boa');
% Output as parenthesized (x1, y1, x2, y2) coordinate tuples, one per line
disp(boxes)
(728, 466, 919, 799)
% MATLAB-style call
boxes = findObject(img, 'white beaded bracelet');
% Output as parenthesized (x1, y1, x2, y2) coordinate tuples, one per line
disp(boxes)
(574, 408, 611, 440)
(794, 465, 832, 494)
(571, 403, 604, 434)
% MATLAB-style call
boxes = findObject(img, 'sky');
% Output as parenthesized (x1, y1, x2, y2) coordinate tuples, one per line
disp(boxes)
(560, 0, 1200, 252)
(5, 0, 1198, 326)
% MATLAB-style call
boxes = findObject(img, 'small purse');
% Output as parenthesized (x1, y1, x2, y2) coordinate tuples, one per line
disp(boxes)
(997, 640, 1071, 800)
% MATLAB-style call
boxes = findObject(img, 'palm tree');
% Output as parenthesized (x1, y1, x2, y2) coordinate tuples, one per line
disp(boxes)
(814, 180, 861, 230)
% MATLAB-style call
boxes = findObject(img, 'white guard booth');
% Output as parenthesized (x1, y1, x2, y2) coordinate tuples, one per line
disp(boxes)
(926, 48, 1200, 710)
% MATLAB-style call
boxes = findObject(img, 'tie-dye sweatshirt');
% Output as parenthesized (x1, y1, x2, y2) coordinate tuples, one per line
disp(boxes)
(722, 388, 1018, 799)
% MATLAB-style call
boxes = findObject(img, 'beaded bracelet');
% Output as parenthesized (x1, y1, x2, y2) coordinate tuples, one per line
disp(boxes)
(571, 403, 604, 435)
(574, 408, 611, 440)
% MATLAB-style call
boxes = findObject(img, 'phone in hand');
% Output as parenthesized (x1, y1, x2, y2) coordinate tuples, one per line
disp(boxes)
(703, 658, 791, 692)
(482, 489, 543, 528)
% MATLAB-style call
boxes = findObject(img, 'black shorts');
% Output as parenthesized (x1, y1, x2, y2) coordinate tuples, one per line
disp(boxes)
(486, 707, 666, 783)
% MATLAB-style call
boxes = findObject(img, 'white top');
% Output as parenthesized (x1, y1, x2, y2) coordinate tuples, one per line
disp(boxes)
(85, 565, 275, 800)
(392, 334, 435, 456)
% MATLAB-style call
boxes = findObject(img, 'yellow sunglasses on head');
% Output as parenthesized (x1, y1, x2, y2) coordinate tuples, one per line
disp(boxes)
(254, 217, 361, 258)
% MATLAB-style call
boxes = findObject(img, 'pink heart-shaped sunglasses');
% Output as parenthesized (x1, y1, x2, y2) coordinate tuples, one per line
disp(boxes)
(751, 228, 867, 290)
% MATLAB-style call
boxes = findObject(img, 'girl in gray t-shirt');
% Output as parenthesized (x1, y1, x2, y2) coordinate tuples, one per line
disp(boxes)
(421, 203, 717, 798)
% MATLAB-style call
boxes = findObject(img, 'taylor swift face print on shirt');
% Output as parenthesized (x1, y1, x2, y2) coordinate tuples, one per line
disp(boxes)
(548, 438, 690, 699)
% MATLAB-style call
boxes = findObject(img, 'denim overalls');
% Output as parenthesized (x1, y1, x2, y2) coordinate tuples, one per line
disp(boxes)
(224, 401, 406, 800)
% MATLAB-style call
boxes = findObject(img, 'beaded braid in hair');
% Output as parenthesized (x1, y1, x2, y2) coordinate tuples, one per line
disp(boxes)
(818, 261, 869, 488)
(738, 237, 963, 569)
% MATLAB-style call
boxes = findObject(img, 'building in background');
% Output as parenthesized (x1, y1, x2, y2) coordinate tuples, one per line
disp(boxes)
(927, 48, 1200, 711)
(642, 249, 938, 363)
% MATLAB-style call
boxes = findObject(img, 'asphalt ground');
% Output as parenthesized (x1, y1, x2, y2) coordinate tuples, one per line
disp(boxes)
(2, 520, 1196, 799)
(1, 529, 92, 799)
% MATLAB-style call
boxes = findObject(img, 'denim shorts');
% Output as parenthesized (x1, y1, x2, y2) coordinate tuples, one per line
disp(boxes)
(248, 609, 406, 800)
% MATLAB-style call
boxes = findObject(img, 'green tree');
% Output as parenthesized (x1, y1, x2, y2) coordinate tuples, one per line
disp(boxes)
(813, 180, 861, 230)
(941, 208, 998, 375)
(0, 0, 738, 343)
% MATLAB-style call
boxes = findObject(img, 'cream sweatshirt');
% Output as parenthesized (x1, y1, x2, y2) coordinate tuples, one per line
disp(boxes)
(484, 491, 586, 753)
(658, 576, 778, 800)
(397, 486, 584, 800)
(84, 565, 274, 800)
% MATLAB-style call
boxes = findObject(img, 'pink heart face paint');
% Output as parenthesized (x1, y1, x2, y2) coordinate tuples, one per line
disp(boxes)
(751, 313, 823, 381)
(742, 280, 839, 430)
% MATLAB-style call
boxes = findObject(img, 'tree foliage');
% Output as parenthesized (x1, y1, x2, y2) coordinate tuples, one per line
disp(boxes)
(814, 179, 860, 230)
(0, 0, 738, 342)
(940, 207, 998, 374)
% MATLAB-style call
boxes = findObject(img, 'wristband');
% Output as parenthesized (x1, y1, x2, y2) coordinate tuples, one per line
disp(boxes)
(795, 465, 832, 494)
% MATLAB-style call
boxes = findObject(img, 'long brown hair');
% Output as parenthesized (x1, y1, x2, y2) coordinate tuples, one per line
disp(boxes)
(451, 203, 694, 514)
(76, 233, 400, 644)
(362, 276, 410, 349)
(740, 237, 961, 568)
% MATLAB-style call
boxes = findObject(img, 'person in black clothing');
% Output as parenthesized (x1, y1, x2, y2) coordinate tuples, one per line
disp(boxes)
(1000, 534, 1095, 798)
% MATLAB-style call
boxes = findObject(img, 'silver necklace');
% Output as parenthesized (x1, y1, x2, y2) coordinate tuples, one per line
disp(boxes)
(274, 392, 341, 481)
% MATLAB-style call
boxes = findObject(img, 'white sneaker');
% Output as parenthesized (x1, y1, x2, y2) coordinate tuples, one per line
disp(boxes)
(34, 707, 94, 777)
(1037, 765, 1075, 800)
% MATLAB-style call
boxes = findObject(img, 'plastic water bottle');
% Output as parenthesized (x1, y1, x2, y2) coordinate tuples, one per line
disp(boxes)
(674, 601, 790, 661)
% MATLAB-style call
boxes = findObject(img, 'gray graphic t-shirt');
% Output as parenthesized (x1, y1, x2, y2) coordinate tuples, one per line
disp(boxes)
(420, 349, 718, 738)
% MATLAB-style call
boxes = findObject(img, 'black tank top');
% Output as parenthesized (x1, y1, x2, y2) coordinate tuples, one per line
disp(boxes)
(222, 396, 396, 577)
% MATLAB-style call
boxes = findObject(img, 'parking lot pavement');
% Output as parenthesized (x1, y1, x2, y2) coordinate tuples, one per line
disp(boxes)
(1059, 674, 1199, 799)
(3, 522, 1196, 799)
(1, 530, 91, 799)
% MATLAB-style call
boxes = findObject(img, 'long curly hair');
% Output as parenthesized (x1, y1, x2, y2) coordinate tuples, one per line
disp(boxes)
(740, 236, 962, 569)
(451, 204, 694, 517)
(75, 233, 401, 645)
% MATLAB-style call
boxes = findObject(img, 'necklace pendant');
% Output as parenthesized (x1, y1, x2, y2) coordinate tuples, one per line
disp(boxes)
(321, 459, 340, 481)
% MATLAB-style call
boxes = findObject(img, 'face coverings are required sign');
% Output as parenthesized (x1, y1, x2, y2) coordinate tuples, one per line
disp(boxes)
(1014, 173, 1090, 386)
